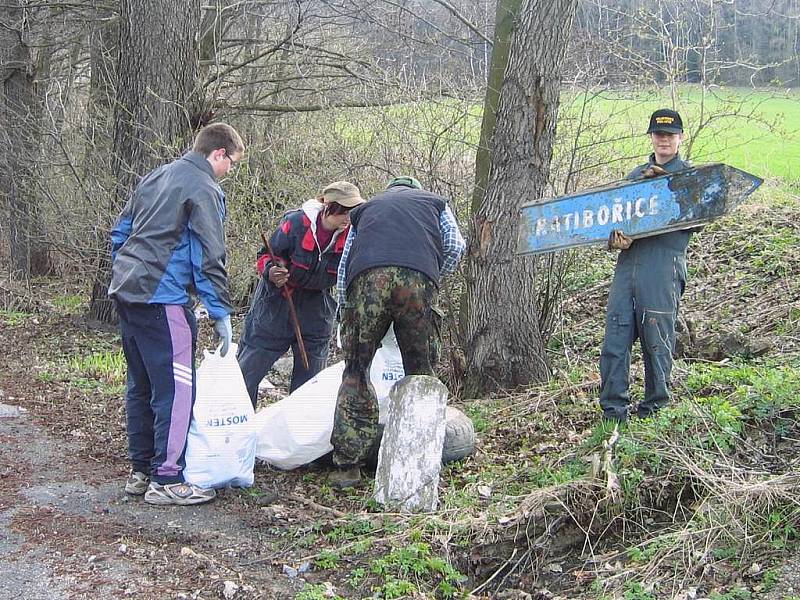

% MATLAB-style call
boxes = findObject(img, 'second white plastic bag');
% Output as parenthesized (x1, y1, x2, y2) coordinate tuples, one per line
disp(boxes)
(253, 327, 405, 470)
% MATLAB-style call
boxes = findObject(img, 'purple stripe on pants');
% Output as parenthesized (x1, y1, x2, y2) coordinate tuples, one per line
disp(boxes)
(158, 305, 194, 478)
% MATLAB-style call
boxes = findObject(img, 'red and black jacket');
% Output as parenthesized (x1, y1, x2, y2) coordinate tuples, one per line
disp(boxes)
(256, 201, 348, 293)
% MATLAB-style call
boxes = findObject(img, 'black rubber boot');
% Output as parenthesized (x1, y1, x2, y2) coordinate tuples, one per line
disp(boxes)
(329, 466, 362, 490)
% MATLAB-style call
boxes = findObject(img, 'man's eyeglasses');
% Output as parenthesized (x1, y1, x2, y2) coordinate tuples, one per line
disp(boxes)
(225, 151, 239, 170)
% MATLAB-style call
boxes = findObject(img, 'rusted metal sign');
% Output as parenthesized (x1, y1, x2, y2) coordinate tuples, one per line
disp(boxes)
(516, 163, 763, 255)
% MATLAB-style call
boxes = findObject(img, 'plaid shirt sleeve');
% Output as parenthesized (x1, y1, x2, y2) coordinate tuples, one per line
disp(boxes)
(337, 227, 356, 308)
(439, 204, 466, 277)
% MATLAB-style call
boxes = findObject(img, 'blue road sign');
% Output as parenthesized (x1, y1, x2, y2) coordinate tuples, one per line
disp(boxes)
(516, 163, 763, 255)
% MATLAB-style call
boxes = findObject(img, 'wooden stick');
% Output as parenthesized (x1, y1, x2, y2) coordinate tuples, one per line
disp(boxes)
(261, 232, 310, 371)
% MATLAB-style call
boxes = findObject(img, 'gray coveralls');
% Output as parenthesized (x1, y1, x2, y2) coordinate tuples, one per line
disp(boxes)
(599, 154, 692, 421)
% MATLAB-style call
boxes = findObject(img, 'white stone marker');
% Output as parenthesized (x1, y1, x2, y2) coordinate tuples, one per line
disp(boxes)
(374, 375, 448, 513)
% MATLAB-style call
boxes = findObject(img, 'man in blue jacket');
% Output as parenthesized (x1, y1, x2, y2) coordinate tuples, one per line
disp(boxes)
(109, 122, 244, 505)
(600, 109, 693, 422)
(330, 176, 466, 488)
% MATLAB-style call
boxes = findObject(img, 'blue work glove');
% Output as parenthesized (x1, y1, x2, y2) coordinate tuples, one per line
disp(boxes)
(213, 315, 233, 357)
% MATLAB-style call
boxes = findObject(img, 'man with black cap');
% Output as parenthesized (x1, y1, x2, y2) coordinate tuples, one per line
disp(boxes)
(329, 176, 465, 488)
(600, 108, 695, 422)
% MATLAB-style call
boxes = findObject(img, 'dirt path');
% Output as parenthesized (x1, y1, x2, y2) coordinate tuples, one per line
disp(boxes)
(0, 396, 315, 600)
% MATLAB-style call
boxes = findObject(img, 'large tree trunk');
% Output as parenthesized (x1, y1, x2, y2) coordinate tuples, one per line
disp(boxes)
(0, 1, 51, 278)
(88, 0, 202, 323)
(462, 0, 578, 394)
(84, 9, 118, 262)
(87, 7, 117, 147)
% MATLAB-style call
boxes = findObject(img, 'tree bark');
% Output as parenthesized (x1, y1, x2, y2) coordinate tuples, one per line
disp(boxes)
(462, 0, 578, 394)
(471, 0, 522, 212)
(88, 0, 202, 323)
(0, 0, 51, 278)
(87, 8, 117, 140)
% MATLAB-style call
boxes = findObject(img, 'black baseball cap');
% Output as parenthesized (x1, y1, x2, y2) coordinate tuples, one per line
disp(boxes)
(646, 108, 683, 134)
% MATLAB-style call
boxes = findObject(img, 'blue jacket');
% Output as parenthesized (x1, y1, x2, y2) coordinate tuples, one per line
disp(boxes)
(108, 152, 232, 319)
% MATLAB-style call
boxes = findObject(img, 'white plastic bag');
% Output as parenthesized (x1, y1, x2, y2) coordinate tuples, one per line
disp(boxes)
(254, 327, 406, 469)
(184, 344, 257, 488)
(252, 362, 344, 470)
(370, 327, 406, 423)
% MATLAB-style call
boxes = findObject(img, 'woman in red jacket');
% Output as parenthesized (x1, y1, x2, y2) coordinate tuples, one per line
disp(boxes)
(237, 181, 365, 408)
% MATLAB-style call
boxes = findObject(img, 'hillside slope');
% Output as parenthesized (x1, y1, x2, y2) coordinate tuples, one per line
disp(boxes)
(0, 181, 797, 599)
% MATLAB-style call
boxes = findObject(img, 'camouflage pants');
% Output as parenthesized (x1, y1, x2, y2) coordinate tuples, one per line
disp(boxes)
(330, 266, 443, 467)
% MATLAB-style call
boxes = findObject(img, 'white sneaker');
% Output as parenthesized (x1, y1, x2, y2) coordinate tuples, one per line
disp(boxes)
(144, 482, 216, 506)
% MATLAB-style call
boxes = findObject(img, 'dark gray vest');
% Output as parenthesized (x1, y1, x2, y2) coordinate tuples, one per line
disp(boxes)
(345, 187, 446, 289)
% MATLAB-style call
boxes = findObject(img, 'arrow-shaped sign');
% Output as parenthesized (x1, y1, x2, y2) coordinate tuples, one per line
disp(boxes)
(516, 164, 763, 255)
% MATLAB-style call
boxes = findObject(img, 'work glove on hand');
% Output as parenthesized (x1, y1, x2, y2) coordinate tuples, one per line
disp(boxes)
(213, 315, 233, 357)
(607, 229, 633, 251)
(641, 165, 667, 179)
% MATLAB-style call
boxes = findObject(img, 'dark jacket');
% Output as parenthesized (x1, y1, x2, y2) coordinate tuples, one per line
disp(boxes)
(109, 152, 231, 319)
(345, 187, 446, 289)
(618, 153, 694, 277)
(248, 199, 347, 337)
(259, 199, 348, 292)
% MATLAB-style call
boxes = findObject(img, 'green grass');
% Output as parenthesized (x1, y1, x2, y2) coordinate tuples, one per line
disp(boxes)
(323, 85, 800, 184)
(623, 580, 657, 600)
(369, 541, 466, 599)
(294, 584, 345, 600)
(325, 516, 376, 543)
(709, 588, 752, 600)
(463, 401, 493, 433)
(51, 294, 85, 313)
(67, 351, 126, 385)
(0, 309, 33, 325)
(561, 86, 800, 182)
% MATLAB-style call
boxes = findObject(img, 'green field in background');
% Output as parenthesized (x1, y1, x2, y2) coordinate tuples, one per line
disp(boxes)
(325, 85, 799, 184)
(561, 86, 800, 181)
